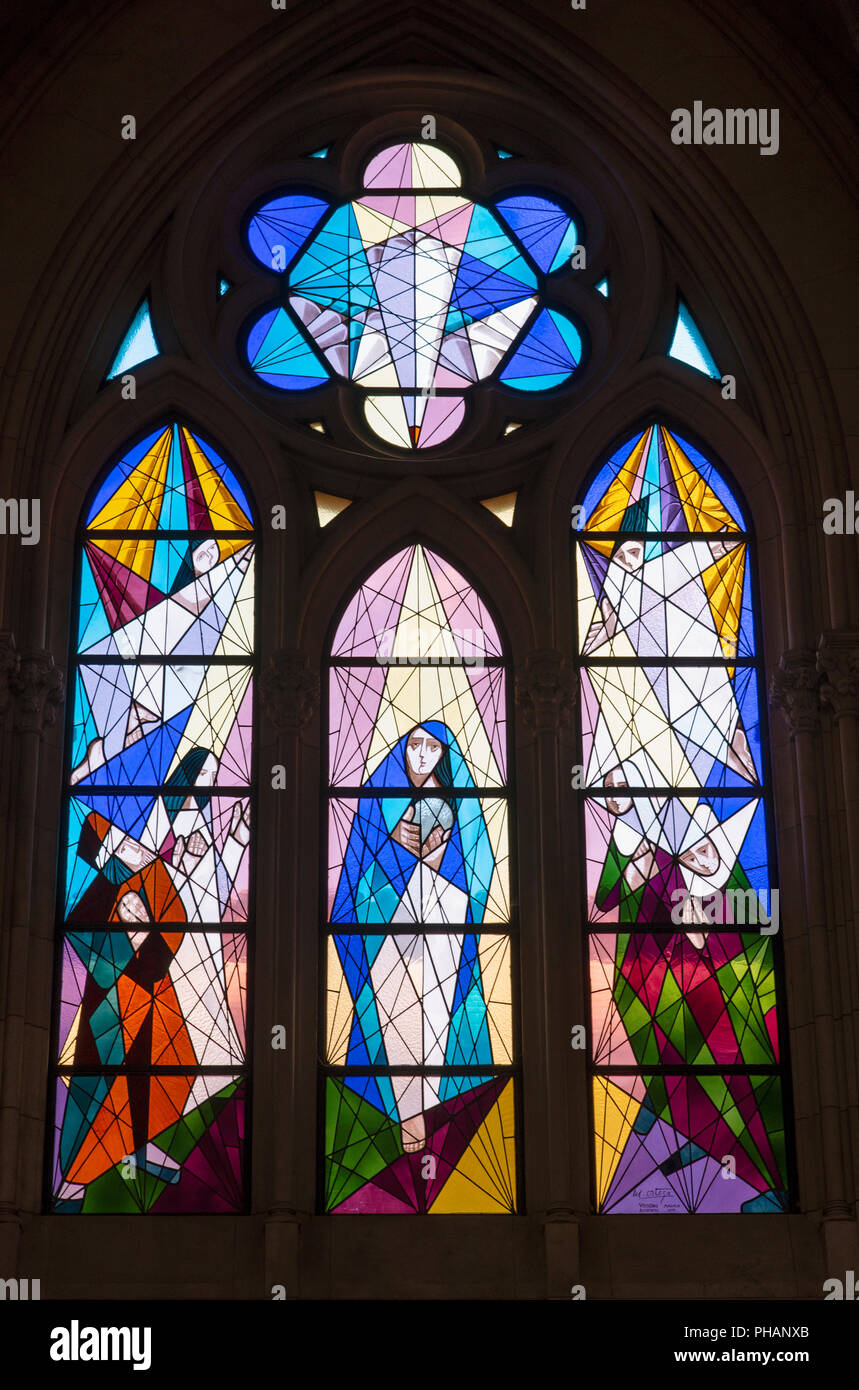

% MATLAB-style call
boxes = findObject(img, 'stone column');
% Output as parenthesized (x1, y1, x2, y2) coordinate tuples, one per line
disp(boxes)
(515, 649, 580, 1297)
(816, 631, 859, 1270)
(770, 649, 851, 1242)
(258, 649, 319, 1299)
(817, 630, 859, 961)
(0, 641, 63, 1276)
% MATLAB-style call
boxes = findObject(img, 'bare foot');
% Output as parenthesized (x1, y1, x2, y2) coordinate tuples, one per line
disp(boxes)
(401, 1113, 426, 1153)
(70, 737, 105, 786)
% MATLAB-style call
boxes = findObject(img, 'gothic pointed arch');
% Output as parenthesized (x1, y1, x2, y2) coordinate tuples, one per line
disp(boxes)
(573, 420, 793, 1214)
(322, 540, 517, 1211)
(50, 421, 256, 1212)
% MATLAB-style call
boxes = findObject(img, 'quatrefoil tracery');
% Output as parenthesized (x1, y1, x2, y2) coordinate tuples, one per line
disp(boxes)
(240, 141, 589, 449)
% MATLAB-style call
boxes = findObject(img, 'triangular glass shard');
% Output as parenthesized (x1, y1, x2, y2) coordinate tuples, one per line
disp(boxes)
(503, 421, 522, 435)
(495, 147, 515, 159)
(308, 420, 327, 434)
(595, 277, 609, 298)
(106, 300, 160, 380)
(480, 492, 517, 526)
(218, 277, 231, 297)
(668, 302, 720, 379)
(499, 307, 582, 390)
(315, 491, 351, 526)
(308, 146, 330, 158)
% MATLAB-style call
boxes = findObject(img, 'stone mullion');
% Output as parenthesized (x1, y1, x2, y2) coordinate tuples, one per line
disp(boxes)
(770, 649, 849, 1222)
(0, 644, 64, 1274)
(259, 650, 319, 1297)
(515, 650, 580, 1293)
(817, 631, 859, 1215)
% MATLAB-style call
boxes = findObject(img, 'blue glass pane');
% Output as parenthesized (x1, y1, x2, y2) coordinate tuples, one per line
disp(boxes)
(246, 307, 329, 389)
(247, 194, 330, 273)
(495, 195, 579, 274)
(106, 301, 159, 380)
(668, 302, 720, 378)
(290, 204, 378, 315)
(462, 205, 537, 287)
(499, 307, 582, 389)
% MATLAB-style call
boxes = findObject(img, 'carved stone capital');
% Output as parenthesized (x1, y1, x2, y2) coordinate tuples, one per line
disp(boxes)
(817, 630, 859, 721)
(10, 646, 65, 733)
(266, 1203, 302, 1222)
(822, 1198, 855, 1222)
(0, 631, 18, 717)
(543, 1202, 579, 1223)
(516, 649, 577, 734)
(259, 649, 320, 733)
(769, 649, 820, 736)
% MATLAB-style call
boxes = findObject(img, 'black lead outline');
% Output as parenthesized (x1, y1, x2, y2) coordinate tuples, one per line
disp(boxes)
(44, 424, 259, 1216)
(319, 539, 521, 1214)
(573, 440, 797, 1216)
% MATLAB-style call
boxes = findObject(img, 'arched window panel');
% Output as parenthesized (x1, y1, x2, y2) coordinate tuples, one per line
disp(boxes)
(324, 544, 517, 1213)
(575, 424, 788, 1216)
(51, 423, 255, 1213)
(240, 140, 587, 451)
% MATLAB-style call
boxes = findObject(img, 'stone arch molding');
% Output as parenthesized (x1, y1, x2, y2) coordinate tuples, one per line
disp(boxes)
(0, 0, 854, 1290)
(296, 474, 541, 667)
(3, 0, 846, 534)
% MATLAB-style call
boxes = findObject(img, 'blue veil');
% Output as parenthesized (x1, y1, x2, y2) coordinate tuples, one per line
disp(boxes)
(331, 719, 497, 1092)
(331, 719, 495, 926)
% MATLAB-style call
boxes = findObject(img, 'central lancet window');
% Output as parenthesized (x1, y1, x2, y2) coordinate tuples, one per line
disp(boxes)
(323, 544, 517, 1212)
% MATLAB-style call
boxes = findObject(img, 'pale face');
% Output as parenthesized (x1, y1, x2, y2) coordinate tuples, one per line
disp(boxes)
(614, 540, 644, 572)
(405, 728, 444, 785)
(193, 753, 219, 786)
(193, 539, 220, 575)
(604, 766, 633, 816)
(680, 835, 721, 878)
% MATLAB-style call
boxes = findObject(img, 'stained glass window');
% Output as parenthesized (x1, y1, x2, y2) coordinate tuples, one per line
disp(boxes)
(241, 141, 587, 450)
(324, 545, 517, 1212)
(106, 299, 160, 381)
(576, 424, 789, 1214)
(51, 423, 255, 1212)
(667, 302, 720, 379)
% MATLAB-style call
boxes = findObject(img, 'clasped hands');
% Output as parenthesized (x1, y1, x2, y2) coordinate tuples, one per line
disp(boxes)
(391, 804, 451, 860)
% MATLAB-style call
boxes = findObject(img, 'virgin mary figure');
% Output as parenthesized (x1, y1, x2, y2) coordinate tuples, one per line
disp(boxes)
(331, 720, 496, 1151)
(331, 720, 494, 927)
